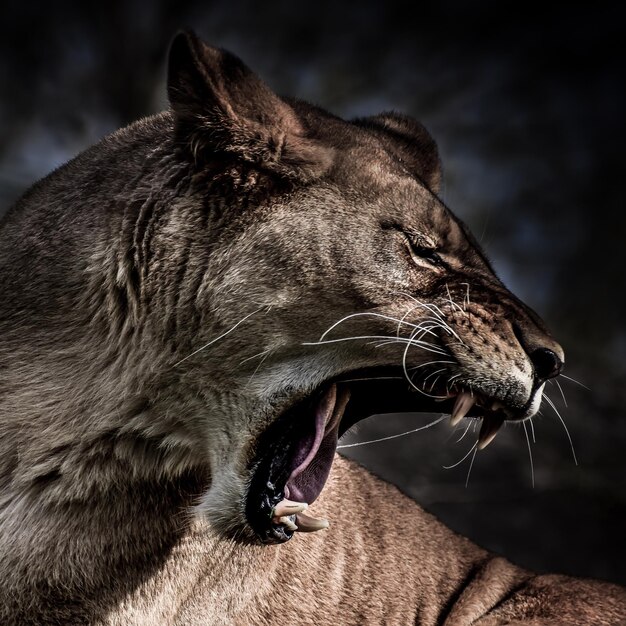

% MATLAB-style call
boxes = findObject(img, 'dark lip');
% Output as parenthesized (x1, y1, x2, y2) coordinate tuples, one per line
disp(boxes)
(245, 366, 529, 543)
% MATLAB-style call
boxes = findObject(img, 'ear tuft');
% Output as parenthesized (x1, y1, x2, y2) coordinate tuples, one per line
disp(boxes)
(167, 31, 332, 181)
(353, 112, 442, 194)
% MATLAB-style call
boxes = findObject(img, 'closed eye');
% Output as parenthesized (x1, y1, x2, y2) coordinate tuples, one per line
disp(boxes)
(381, 222, 445, 268)
(409, 242, 443, 267)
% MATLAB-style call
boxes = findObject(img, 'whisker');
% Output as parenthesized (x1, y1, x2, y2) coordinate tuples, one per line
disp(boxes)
(318, 312, 421, 342)
(398, 291, 465, 345)
(402, 328, 452, 399)
(311, 334, 448, 356)
(456, 420, 472, 443)
(460, 282, 471, 310)
(338, 376, 405, 383)
(443, 441, 478, 470)
(523, 421, 535, 488)
(445, 283, 466, 315)
(396, 304, 424, 338)
(174, 307, 264, 367)
(543, 393, 578, 465)
(246, 350, 272, 387)
(428, 374, 442, 393)
(528, 417, 536, 443)
(373, 339, 449, 356)
(559, 374, 590, 390)
(239, 348, 270, 366)
(446, 373, 463, 394)
(398, 291, 448, 322)
(337, 414, 446, 449)
(554, 378, 569, 407)
(465, 447, 477, 487)
(408, 360, 456, 371)
(423, 367, 447, 385)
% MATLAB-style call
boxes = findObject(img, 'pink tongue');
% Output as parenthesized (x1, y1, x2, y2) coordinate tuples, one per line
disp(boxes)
(286, 384, 348, 504)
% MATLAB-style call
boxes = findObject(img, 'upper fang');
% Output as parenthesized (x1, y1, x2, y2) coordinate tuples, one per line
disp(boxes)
(450, 392, 475, 426)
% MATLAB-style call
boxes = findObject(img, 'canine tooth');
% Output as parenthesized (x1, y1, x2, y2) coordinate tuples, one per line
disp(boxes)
(450, 392, 474, 427)
(272, 499, 308, 518)
(477, 414, 505, 450)
(294, 512, 329, 533)
(277, 516, 298, 531)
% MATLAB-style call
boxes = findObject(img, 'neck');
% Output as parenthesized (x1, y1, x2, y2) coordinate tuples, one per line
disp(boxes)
(0, 459, 207, 623)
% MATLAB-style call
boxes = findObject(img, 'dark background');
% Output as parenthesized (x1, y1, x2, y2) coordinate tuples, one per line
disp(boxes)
(1, 1, 624, 584)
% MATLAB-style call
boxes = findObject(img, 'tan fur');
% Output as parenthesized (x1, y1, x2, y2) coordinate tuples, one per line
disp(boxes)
(101, 457, 625, 625)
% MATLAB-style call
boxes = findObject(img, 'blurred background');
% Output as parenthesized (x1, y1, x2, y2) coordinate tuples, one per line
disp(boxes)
(1, 0, 624, 584)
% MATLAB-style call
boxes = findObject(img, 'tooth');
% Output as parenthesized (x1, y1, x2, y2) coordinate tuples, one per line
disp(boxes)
(450, 392, 475, 426)
(272, 499, 308, 518)
(277, 515, 298, 531)
(294, 512, 329, 533)
(477, 414, 505, 450)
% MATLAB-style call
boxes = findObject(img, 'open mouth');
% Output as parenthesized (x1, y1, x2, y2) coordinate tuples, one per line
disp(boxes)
(245, 367, 529, 544)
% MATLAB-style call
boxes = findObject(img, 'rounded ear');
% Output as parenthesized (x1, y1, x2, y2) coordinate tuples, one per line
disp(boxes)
(167, 31, 332, 181)
(353, 112, 442, 194)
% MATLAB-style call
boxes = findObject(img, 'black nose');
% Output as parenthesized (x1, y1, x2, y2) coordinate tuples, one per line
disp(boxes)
(531, 347, 563, 381)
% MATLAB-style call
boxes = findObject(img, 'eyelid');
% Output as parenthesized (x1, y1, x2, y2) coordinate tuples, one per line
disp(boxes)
(405, 235, 444, 266)
(402, 231, 436, 251)
(381, 222, 443, 265)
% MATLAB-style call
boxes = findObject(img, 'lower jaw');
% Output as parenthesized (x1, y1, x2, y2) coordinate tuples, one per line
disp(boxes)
(245, 371, 531, 543)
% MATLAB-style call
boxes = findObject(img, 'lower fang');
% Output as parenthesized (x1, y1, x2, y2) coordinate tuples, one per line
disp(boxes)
(272, 499, 308, 518)
(277, 515, 298, 531)
(477, 414, 505, 450)
(294, 512, 329, 533)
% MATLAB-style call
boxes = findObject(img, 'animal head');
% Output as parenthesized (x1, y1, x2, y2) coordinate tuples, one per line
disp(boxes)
(0, 31, 564, 545)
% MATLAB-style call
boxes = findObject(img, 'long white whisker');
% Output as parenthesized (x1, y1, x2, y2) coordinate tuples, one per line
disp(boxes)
(528, 417, 536, 443)
(543, 393, 578, 465)
(396, 304, 423, 338)
(423, 367, 447, 385)
(428, 374, 442, 393)
(554, 378, 568, 407)
(445, 283, 465, 315)
(465, 447, 477, 487)
(318, 312, 421, 342)
(373, 339, 449, 356)
(523, 421, 535, 488)
(174, 307, 263, 367)
(307, 335, 448, 356)
(443, 441, 478, 470)
(337, 414, 446, 448)
(446, 373, 463, 392)
(559, 374, 590, 390)
(456, 420, 473, 443)
(402, 327, 451, 399)
(408, 360, 456, 371)
(398, 291, 466, 345)
(246, 350, 272, 387)
(398, 291, 448, 321)
(460, 282, 471, 310)
(239, 348, 270, 365)
(338, 376, 405, 383)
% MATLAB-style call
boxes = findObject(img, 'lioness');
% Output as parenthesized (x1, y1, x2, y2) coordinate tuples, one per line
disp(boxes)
(0, 31, 624, 625)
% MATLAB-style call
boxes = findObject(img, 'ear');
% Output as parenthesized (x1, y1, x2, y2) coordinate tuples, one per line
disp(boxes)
(353, 112, 442, 194)
(167, 31, 332, 181)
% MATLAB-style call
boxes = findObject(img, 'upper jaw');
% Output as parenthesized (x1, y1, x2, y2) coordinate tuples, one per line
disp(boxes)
(243, 365, 539, 543)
